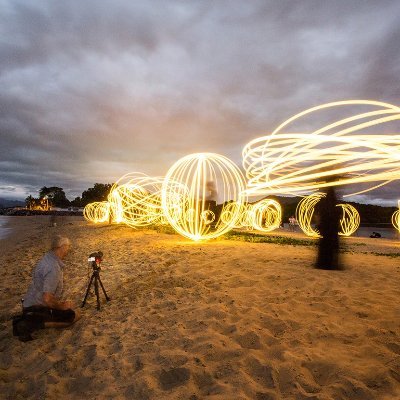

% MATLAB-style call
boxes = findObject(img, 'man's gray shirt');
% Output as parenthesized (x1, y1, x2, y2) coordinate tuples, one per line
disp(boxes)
(23, 251, 64, 307)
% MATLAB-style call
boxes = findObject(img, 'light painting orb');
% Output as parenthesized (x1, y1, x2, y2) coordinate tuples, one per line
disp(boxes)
(83, 201, 110, 223)
(162, 153, 247, 240)
(108, 173, 165, 227)
(219, 201, 247, 228)
(243, 100, 400, 197)
(252, 199, 282, 232)
(235, 203, 255, 230)
(296, 193, 360, 237)
(296, 193, 323, 238)
(220, 200, 282, 232)
(339, 203, 360, 237)
(392, 200, 400, 233)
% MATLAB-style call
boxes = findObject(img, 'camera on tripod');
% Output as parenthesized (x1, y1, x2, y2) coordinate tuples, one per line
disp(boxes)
(88, 251, 103, 268)
(82, 250, 110, 310)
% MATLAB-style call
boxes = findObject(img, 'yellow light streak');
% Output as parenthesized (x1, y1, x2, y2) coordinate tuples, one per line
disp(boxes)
(392, 200, 400, 232)
(243, 100, 400, 197)
(252, 199, 282, 232)
(339, 203, 360, 237)
(162, 153, 247, 241)
(219, 201, 247, 228)
(108, 173, 165, 227)
(296, 193, 360, 237)
(236, 203, 255, 230)
(83, 201, 110, 223)
(296, 193, 323, 237)
(219, 199, 282, 232)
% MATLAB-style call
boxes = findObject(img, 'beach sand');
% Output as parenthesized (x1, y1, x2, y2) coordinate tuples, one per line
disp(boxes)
(0, 216, 399, 399)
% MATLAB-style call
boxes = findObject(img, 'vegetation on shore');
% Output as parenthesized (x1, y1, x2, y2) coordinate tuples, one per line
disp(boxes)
(23, 184, 112, 209)
(222, 230, 316, 247)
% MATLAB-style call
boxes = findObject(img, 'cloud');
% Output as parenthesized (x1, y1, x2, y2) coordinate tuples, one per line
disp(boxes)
(0, 0, 399, 203)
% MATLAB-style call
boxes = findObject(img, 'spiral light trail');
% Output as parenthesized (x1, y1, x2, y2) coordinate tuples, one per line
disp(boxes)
(252, 199, 282, 232)
(339, 203, 360, 237)
(162, 153, 246, 241)
(219, 199, 282, 232)
(219, 201, 247, 228)
(296, 193, 323, 237)
(108, 173, 165, 227)
(243, 100, 400, 197)
(236, 203, 255, 230)
(296, 193, 360, 237)
(392, 201, 400, 233)
(83, 201, 110, 223)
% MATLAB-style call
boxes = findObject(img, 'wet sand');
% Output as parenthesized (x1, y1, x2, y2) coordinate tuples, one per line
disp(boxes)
(0, 216, 399, 399)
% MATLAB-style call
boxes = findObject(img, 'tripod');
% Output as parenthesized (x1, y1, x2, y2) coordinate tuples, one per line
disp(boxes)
(81, 262, 110, 310)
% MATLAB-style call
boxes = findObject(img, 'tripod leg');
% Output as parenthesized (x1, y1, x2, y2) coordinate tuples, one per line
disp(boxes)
(97, 275, 111, 302)
(94, 275, 101, 310)
(81, 273, 95, 307)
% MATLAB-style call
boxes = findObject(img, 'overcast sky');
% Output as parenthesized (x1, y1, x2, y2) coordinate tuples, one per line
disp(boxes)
(1, 0, 399, 205)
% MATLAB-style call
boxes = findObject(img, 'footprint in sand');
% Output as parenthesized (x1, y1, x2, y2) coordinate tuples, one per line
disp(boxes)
(245, 356, 276, 388)
(158, 367, 190, 390)
(236, 331, 262, 349)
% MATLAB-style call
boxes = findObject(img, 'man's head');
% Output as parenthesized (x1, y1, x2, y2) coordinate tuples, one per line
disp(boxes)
(51, 235, 71, 259)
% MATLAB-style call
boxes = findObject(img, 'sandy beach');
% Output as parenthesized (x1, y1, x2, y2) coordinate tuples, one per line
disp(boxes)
(0, 216, 399, 400)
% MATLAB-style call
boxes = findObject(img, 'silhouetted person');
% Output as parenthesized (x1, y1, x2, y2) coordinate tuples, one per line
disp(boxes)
(203, 181, 219, 228)
(370, 231, 381, 238)
(316, 186, 341, 270)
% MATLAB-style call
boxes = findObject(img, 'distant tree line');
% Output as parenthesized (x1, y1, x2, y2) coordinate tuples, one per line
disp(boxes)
(273, 196, 397, 226)
(25, 183, 113, 209)
(22, 188, 397, 225)
(346, 201, 396, 226)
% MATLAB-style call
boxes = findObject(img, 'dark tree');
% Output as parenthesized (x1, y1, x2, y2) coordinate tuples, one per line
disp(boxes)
(81, 183, 112, 206)
(70, 196, 83, 207)
(39, 186, 70, 208)
(25, 195, 38, 209)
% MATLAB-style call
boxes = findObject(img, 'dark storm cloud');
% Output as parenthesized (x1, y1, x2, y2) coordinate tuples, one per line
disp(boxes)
(359, 22, 400, 101)
(0, 0, 399, 204)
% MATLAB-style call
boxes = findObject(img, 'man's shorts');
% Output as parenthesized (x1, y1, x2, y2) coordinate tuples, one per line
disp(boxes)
(23, 306, 75, 323)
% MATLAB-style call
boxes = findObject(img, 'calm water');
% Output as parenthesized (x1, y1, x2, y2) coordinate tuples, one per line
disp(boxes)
(282, 223, 399, 240)
(353, 226, 399, 240)
(0, 216, 12, 239)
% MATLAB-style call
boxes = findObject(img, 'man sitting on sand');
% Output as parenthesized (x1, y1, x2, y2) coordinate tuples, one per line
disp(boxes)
(13, 235, 80, 341)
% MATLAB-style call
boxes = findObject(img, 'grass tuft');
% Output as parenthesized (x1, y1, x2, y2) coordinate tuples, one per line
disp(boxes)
(222, 230, 316, 247)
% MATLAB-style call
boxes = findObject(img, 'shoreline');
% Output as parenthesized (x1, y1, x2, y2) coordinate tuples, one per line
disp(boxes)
(0, 216, 12, 240)
(2, 214, 400, 246)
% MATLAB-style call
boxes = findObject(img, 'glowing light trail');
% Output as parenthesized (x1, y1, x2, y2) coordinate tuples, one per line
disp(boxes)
(339, 203, 360, 237)
(83, 100, 399, 242)
(83, 201, 110, 223)
(392, 200, 400, 233)
(108, 174, 165, 228)
(296, 193, 323, 237)
(162, 153, 246, 241)
(219, 199, 282, 232)
(252, 199, 282, 232)
(243, 100, 400, 197)
(296, 193, 360, 237)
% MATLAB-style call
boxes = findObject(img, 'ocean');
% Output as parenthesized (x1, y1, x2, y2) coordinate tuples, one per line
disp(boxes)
(0, 216, 11, 239)
(353, 226, 399, 240)
(282, 223, 399, 240)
